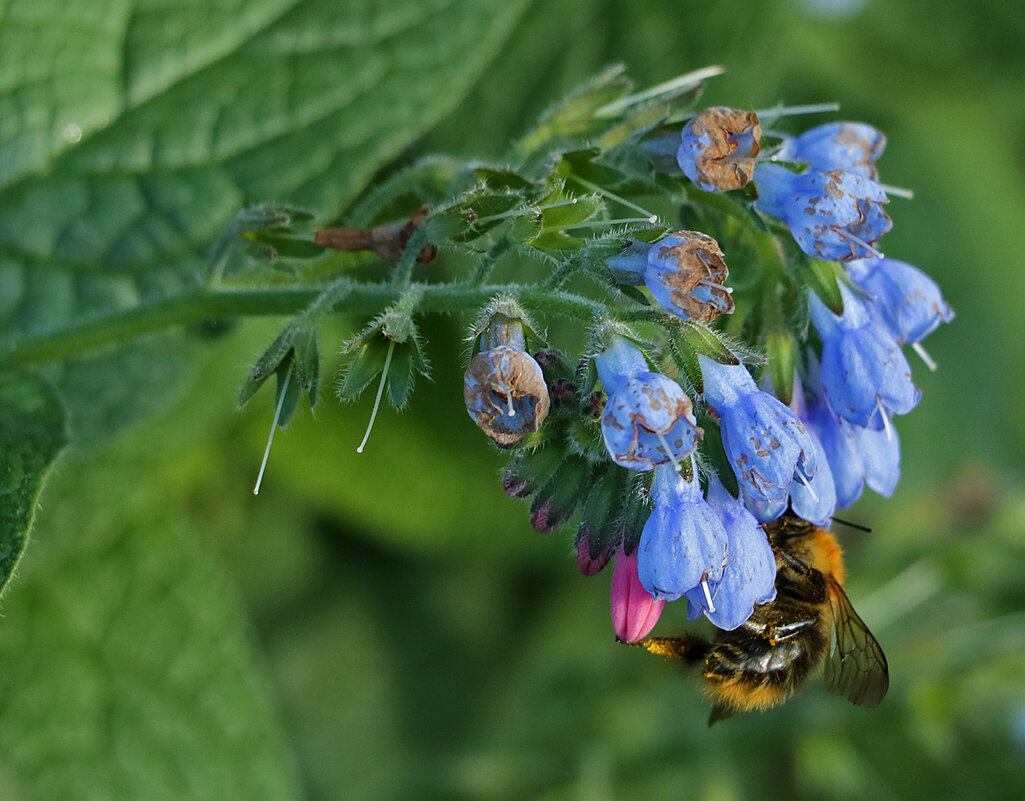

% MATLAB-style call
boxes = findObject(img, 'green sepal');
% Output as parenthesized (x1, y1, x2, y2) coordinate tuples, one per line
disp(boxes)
(576, 464, 628, 561)
(434, 192, 526, 245)
(550, 148, 625, 189)
(384, 339, 432, 411)
(617, 284, 651, 306)
(613, 473, 652, 556)
(764, 328, 797, 406)
(337, 337, 390, 403)
(529, 231, 587, 252)
(469, 298, 546, 356)
(247, 232, 323, 261)
(503, 444, 566, 499)
(539, 195, 605, 228)
(473, 166, 534, 192)
(238, 317, 321, 410)
(667, 321, 740, 394)
(566, 415, 606, 463)
(209, 202, 317, 278)
(530, 456, 593, 533)
(506, 213, 545, 244)
(273, 360, 302, 427)
(340, 289, 430, 409)
(798, 257, 846, 315)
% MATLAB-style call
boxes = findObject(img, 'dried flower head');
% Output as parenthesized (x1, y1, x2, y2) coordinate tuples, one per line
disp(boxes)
(677, 106, 763, 191)
(464, 345, 550, 445)
(646, 232, 735, 322)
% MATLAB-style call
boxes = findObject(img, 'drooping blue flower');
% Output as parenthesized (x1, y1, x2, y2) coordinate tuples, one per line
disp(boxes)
(595, 338, 702, 470)
(847, 257, 954, 344)
(636, 461, 728, 603)
(698, 355, 817, 506)
(684, 474, 777, 630)
(645, 232, 735, 322)
(753, 163, 892, 261)
(776, 122, 886, 180)
(677, 106, 762, 192)
(804, 394, 901, 509)
(809, 285, 920, 431)
(738, 375, 839, 526)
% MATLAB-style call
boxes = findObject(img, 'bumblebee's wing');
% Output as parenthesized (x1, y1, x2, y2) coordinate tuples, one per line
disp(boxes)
(825, 579, 889, 707)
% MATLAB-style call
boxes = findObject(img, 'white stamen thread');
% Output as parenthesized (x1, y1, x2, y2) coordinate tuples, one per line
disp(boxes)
(701, 577, 716, 613)
(656, 430, 682, 473)
(846, 231, 885, 260)
(879, 184, 915, 200)
(697, 279, 733, 294)
(753, 102, 840, 121)
(505, 390, 516, 417)
(569, 175, 660, 224)
(253, 364, 293, 495)
(912, 341, 938, 372)
(562, 217, 659, 230)
(356, 339, 396, 454)
(877, 401, 895, 443)
(796, 468, 819, 502)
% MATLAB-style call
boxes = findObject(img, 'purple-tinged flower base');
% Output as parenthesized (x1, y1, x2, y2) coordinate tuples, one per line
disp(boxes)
(637, 462, 728, 603)
(611, 548, 665, 642)
(753, 163, 891, 261)
(699, 355, 817, 506)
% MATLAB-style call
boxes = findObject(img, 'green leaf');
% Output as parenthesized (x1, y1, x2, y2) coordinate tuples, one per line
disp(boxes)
(0, 369, 66, 599)
(540, 196, 605, 228)
(798, 257, 846, 315)
(0, 441, 301, 800)
(0, 0, 532, 440)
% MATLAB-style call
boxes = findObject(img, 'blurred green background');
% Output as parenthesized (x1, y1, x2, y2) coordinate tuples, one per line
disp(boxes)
(3, 0, 1025, 799)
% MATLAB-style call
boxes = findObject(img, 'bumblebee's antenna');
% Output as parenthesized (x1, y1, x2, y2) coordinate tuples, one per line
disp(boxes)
(830, 516, 872, 533)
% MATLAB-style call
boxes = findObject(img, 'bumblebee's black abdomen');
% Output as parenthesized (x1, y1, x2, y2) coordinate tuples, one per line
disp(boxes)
(702, 617, 829, 712)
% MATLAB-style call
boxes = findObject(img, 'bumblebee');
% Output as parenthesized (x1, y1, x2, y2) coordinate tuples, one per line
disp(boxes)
(633, 513, 888, 723)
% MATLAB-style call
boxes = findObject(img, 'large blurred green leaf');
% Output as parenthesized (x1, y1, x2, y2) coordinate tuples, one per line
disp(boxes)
(0, 427, 302, 801)
(0, 369, 65, 598)
(0, 0, 530, 440)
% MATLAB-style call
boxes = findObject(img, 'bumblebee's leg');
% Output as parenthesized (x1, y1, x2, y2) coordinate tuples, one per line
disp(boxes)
(624, 635, 712, 665)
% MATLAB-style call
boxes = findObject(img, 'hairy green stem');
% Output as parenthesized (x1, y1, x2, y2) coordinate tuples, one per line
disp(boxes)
(1, 282, 605, 367)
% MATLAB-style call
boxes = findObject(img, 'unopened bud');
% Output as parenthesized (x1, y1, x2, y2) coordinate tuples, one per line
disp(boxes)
(610, 548, 665, 642)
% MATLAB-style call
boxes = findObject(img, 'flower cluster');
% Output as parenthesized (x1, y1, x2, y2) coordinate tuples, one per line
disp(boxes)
(220, 72, 951, 682)
(455, 93, 951, 642)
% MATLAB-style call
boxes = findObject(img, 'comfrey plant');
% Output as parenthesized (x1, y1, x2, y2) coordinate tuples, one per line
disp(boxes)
(234, 69, 950, 647)
(4, 67, 950, 664)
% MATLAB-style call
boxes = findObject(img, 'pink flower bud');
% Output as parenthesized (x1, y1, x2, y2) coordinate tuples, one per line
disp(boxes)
(610, 548, 666, 642)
